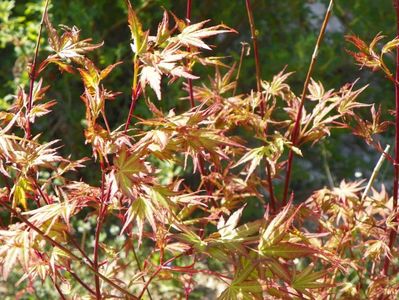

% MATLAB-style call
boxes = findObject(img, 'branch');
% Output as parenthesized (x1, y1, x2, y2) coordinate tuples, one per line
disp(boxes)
(383, 0, 399, 275)
(245, 0, 276, 210)
(282, 0, 334, 205)
(26, 0, 50, 140)
(0, 201, 138, 299)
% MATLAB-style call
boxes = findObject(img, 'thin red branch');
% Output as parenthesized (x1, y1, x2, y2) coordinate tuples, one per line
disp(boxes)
(124, 84, 142, 133)
(383, 0, 399, 276)
(245, 0, 276, 210)
(186, 0, 195, 108)
(52, 276, 67, 300)
(0, 200, 138, 299)
(69, 271, 96, 296)
(137, 254, 182, 299)
(282, 0, 334, 205)
(26, 0, 50, 140)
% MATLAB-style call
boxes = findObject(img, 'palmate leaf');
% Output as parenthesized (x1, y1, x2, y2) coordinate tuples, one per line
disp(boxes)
(292, 265, 333, 292)
(22, 200, 79, 232)
(218, 259, 263, 300)
(139, 48, 198, 100)
(113, 148, 147, 198)
(259, 202, 300, 251)
(217, 206, 246, 239)
(174, 20, 235, 50)
(0, 224, 32, 280)
(44, 11, 103, 63)
(121, 197, 156, 247)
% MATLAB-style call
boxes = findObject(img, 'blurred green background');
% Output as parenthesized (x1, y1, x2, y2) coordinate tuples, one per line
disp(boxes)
(0, 0, 396, 197)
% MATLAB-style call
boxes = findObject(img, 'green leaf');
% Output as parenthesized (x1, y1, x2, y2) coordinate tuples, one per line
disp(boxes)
(125, 0, 147, 55)
(113, 148, 146, 197)
(261, 242, 317, 259)
(292, 265, 332, 291)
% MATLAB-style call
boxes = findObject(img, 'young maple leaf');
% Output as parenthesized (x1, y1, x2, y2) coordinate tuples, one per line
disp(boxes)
(345, 34, 383, 72)
(337, 81, 369, 116)
(78, 59, 122, 118)
(349, 105, 391, 145)
(139, 47, 198, 100)
(0, 224, 33, 280)
(173, 20, 235, 50)
(44, 12, 103, 68)
(190, 64, 237, 104)
(261, 69, 294, 99)
(346, 33, 399, 79)
(332, 180, 365, 202)
(113, 147, 148, 198)
(125, 0, 148, 55)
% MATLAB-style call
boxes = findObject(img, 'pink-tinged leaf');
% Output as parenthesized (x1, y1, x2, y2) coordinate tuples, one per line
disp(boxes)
(156, 10, 170, 45)
(121, 197, 156, 247)
(44, 11, 60, 51)
(44, 13, 103, 61)
(140, 66, 162, 100)
(175, 20, 234, 50)
(218, 206, 245, 238)
(259, 202, 301, 250)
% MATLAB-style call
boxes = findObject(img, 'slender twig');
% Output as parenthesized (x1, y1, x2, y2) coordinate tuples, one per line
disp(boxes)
(361, 145, 390, 201)
(26, 0, 50, 140)
(132, 245, 153, 300)
(93, 160, 108, 299)
(244, 0, 262, 97)
(93, 206, 104, 299)
(282, 0, 334, 205)
(233, 42, 249, 96)
(69, 271, 96, 296)
(244, 0, 276, 210)
(52, 277, 67, 300)
(124, 60, 142, 133)
(186, 0, 195, 108)
(137, 254, 181, 299)
(384, 0, 399, 276)
(321, 142, 335, 189)
(68, 234, 94, 267)
(0, 201, 138, 299)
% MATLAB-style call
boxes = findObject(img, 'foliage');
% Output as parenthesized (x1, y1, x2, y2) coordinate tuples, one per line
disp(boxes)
(1, 0, 399, 299)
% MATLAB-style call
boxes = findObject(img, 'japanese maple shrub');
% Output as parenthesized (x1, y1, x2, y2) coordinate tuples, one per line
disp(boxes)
(1, 0, 399, 299)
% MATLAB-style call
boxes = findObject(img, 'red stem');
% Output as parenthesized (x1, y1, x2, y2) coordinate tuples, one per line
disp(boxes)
(245, 0, 264, 113)
(244, 0, 276, 210)
(93, 160, 108, 299)
(69, 271, 96, 296)
(383, 0, 399, 276)
(186, 0, 192, 21)
(26, 0, 50, 140)
(52, 277, 67, 300)
(186, 0, 195, 108)
(0, 200, 138, 299)
(124, 85, 142, 133)
(137, 254, 182, 299)
(282, 0, 333, 205)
